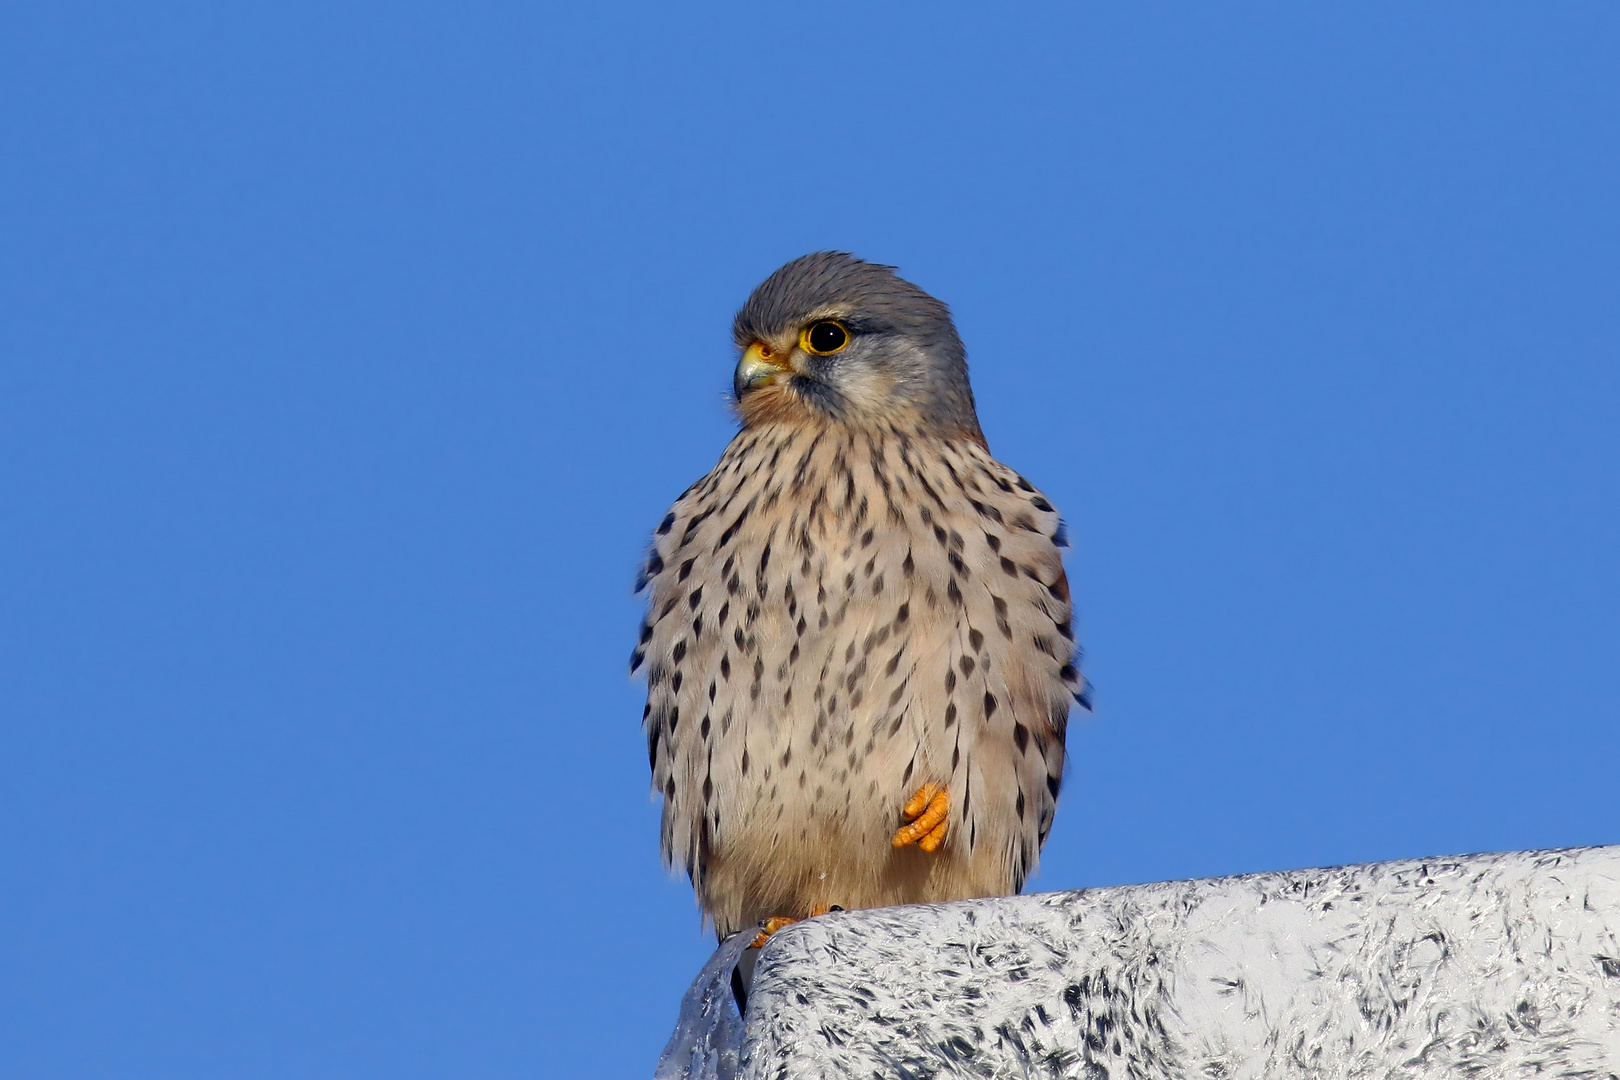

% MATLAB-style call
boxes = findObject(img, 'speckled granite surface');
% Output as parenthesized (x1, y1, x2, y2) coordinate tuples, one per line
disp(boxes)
(657, 846, 1620, 1079)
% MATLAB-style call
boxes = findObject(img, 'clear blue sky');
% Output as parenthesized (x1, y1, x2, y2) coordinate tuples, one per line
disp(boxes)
(2, 3, 1617, 1077)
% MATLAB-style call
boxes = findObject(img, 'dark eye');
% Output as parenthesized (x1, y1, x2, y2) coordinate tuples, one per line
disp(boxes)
(801, 320, 849, 355)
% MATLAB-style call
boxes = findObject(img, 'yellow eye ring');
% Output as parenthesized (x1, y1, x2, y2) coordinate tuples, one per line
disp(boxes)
(800, 320, 851, 355)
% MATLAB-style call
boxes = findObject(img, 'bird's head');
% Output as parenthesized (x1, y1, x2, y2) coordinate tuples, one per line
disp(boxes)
(731, 252, 985, 444)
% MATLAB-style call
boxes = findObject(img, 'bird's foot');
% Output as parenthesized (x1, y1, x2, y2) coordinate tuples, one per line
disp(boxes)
(747, 905, 842, 949)
(748, 916, 798, 949)
(892, 782, 950, 852)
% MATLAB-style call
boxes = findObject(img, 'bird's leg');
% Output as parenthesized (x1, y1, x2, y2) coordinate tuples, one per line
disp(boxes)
(747, 905, 842, 949)
(892, 782, 950, 852)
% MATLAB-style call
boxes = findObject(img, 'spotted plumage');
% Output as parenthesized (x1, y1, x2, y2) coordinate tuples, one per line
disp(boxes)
(633, 253, 1086, 938)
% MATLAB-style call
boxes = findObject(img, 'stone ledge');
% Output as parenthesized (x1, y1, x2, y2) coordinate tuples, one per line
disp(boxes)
(658, 845, 1620, 1079)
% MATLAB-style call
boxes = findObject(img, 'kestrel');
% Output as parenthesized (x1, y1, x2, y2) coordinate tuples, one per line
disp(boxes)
(633, 253, 1087, 941)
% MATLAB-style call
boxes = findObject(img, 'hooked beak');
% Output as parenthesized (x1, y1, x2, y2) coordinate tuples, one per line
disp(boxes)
(734, 340, 795, 398)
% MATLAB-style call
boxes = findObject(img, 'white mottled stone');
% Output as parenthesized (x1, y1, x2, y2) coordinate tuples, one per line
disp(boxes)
(657, 846, 1620, 1079)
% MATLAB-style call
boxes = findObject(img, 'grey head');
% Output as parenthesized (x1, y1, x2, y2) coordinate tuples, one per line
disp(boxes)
(730, 252, 985, 444)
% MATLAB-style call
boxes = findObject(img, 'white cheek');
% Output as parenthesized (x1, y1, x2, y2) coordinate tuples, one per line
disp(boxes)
(831, 366, 899, 409)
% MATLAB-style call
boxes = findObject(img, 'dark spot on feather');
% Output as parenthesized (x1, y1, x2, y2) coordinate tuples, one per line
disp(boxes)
(717, 507, 750, 548)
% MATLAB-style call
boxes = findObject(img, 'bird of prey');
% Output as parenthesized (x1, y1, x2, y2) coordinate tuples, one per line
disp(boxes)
(632, 253, 1086, 941)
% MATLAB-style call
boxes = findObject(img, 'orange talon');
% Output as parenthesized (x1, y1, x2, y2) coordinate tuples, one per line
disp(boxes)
(903, 782, 941, 819)
(749, 915, 798, 949)
(748, 905, 840, 948)
(893, 783, 950, 848)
